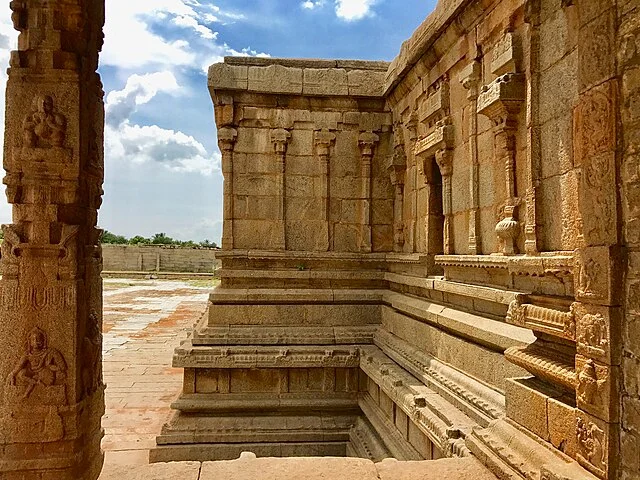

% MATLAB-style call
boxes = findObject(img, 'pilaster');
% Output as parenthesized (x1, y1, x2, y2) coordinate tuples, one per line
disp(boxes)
(358, 131, 379, 253)
(219, 126, 238, 251)
(270, 128, 291, 251)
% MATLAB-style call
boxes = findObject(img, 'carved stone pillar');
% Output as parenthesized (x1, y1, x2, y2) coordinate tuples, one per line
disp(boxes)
(358, 132, 379, 252)
(571, 1, 622, 478)
(478, 73, 525, 255)
(388, 134, 407, 252)
(459, 61, 482, 255)
(219, 127, 238, 251)
(271, 128, 291, 251)
(0, 1, 106, 479)
(315, 129, 336, 251)
(435, 148, 454, 255)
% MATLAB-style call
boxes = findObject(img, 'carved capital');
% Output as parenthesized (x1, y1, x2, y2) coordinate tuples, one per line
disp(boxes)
(388, 145, 407, 186)
(270, 128, 291, 155)
(358, 131, 379, 158)
(314, 129, 336, 157)
(217, 127, 238, 151)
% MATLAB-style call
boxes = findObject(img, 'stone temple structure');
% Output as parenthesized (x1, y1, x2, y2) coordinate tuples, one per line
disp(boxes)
(0, 0, 639, 479)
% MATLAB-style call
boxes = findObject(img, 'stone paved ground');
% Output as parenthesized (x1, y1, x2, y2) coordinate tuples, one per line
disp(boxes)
(99, 278, 213, 469)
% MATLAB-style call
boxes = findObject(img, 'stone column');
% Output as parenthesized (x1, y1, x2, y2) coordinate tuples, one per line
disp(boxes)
(572, 1, 622, 479)
(459, 61, 481, 255)
(271, 128, 291, 251)
(478, 74, 525, 255)
(388, 136, 407, 253)
(315, 129, 336, 251)
(358, 132, 379, 252)
(0, 0, 106, 479)
(219, 127, 238, 251)
(435, 148, 454, 255)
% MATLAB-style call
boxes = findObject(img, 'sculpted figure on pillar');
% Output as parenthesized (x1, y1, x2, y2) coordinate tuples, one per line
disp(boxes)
(7, 327, 67, 401)
(23, 95, 67, 148)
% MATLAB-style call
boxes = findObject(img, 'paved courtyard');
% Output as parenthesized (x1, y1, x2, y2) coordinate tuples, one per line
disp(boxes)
(99, 278, 213, 468)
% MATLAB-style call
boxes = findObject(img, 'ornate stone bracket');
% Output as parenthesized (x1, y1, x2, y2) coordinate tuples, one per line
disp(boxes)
(270, 128, 291, 251)
(314, 129, 336, 251)
(358, 131, 379, 253)
(478, 73, 525, 255)
(219, 127, 238, 251)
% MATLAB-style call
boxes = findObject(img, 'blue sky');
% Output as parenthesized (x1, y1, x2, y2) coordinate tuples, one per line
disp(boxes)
(0, 0, 437, 244)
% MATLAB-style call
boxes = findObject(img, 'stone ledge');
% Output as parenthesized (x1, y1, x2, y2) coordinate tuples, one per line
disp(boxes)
(382, 292, 534, 351)
(101, 455, 500, 480)
(209, 58, 389, 97)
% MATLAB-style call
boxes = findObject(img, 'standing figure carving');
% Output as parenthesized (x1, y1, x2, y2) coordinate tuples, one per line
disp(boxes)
(22, 95, 67, 148)
(82, 311, 102, 397)
(7, 327, 67, 400)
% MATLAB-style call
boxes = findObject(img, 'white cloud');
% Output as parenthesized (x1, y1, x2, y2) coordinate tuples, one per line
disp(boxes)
(302, 1, 324, 9)
(105, 71, 216, 176)
(105, 71, 179, 127)
(102, 1, 260, 72)
(106, 123, 217, 175)
(335, 0, 378, 20)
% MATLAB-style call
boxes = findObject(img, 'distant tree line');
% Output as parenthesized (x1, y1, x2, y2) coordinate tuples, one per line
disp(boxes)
(101, 231, 218, 249)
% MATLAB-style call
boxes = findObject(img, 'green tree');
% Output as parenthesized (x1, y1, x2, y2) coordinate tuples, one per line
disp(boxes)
(151, 232, 174, 245)
(128, 235, 151, 245)
(102, 230, 128, 244)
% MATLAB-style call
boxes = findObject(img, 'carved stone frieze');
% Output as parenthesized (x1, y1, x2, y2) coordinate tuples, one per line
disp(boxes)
(414, 120, 454, 158)
(174, 343, 360, 369)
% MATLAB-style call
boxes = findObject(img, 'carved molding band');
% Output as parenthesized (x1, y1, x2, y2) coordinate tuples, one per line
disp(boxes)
(506, 299, 576, 340)
(505, 344, 576, 391)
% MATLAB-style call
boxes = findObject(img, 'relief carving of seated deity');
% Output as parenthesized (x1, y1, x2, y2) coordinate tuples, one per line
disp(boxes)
(7, 327, 67, 400)
(22, 95, 67, 148)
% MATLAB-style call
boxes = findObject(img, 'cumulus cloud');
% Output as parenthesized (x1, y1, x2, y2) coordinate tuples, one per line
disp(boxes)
(102, 1, 265, 72)
(105, 71, 216, 176)
(335, 0, 379, 20)
(105, 71, 179, 127)
(301, 0, 380, 21)
(107, 123, 216, 175)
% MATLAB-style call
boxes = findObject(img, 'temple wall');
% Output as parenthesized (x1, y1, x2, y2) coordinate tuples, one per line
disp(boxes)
(101, 245, 220, 273)
(154, 1, 637, 479)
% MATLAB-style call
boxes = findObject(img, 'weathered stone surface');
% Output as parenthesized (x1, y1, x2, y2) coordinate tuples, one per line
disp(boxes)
(99, 462, 201, 480)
